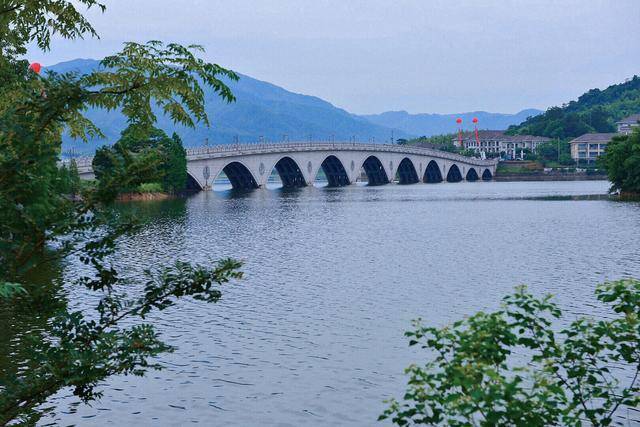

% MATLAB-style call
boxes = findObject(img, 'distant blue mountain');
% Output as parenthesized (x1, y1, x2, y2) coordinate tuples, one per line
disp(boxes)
(360, 109, 543, 137)
(50, 59, 407, 155)
(50, 58, 541, 155)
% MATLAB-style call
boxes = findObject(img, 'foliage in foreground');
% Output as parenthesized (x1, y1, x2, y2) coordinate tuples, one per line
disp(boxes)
(0, 1, 241, 424)
(381, 279, 640, 426)
(601, 128, 640, 195)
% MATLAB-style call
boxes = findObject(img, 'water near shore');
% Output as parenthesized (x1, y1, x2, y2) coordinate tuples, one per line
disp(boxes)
(9, 180, 640, 426)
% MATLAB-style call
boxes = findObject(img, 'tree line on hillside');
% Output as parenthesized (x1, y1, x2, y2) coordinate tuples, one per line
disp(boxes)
(507, 76, 640, 139)
(399, 134, 486, 158)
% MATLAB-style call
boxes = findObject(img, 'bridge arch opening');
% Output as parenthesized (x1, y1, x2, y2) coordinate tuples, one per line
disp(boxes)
(396, 158, 419, 185)
(186, 172, 203, 191)
(446, 164, 463, 183)
(268, 156, 306, 189)
(317, 155, 350, 187)
(482, 169, 493, 181)
(215, 161, 258, 191)
(466, 168, 479, 182)
(423, 160, 443, 183)
(361, 155, 389, 186)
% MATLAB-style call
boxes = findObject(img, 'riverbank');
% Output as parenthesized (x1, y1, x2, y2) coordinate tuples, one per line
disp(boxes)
(116, 192, 174, 202)
(494, 172, 607, 182)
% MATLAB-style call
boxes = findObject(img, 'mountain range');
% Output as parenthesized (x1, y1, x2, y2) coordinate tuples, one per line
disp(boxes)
(50, 59, 540, 155)
(362, 109, 542, 138)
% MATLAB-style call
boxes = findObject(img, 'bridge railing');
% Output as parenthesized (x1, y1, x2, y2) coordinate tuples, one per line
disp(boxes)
(61, 141, 499, 170)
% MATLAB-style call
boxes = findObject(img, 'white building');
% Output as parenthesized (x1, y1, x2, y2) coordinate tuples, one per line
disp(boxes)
(568, 133, 617, 164)
(616, 114, 640, 134)
(455, 130, 551, 159)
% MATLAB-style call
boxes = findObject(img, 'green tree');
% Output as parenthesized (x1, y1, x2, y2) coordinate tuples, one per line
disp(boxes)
(0, 1, 242, 424)
(558, 152, 575, 166)
(536, 141, 559, 162)
(381, 279, 640, 426)
(93, 124, 188, 194)
(601, 129, 640, 194)
(163, 132, 188, 192)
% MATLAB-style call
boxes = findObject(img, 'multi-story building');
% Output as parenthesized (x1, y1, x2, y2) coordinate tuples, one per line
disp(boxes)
(455, 130, 551, 159)
(616, 113, 640, 134)
(568, 133, 617, 164)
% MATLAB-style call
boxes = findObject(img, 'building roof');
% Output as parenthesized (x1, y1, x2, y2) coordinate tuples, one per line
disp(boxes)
(616, 113, 640, 125)
(458, 130, 551, 143)
(568, 133, 618, 144)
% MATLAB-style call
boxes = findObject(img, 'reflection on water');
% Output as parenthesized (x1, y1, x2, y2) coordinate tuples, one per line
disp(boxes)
(8, 180, 640, 426)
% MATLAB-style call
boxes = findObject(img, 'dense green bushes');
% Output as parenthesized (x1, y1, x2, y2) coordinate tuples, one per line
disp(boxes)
(382, 279, 640, 426)
(93, 124, 188, 195)
(601, 128, 640, 194)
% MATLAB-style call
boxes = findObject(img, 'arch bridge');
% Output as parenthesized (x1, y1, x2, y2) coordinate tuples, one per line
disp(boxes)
(73, 142, 498, 190)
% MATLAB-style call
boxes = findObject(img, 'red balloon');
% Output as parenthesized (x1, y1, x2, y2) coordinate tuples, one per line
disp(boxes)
(473, 117, 478, 123)
(29, 62, 42, 74)
(456, 118, 462, 124)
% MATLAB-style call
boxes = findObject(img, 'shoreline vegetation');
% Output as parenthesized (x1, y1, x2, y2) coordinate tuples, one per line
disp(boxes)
(116, 191, 174, 201)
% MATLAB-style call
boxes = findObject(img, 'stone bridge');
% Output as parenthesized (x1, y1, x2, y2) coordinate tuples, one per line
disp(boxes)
(73, 142, 498, 190)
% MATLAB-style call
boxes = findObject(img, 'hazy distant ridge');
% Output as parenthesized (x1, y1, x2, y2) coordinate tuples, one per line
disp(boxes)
(50, 58, 540, 154)
(360, 109, 542, 137)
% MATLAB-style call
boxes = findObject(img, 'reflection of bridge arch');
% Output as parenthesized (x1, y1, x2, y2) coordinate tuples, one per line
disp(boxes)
(446, 164, 463, 183)
(396, 158, 419, 185)
(269, 156, 306, 188)
(217, 161, 258, 190)
(466, 168, 479, 182)
(423, 160, 443, 183)
(482, 168, 493, 181)
(361, 155, 389, 186)
(319, 155, 350, 187)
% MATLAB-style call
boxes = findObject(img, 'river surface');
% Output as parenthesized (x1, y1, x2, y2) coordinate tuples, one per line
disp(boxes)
(27, 181, 640, 425)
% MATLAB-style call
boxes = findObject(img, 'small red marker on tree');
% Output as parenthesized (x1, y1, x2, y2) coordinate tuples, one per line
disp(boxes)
(29, 62, 42, 74)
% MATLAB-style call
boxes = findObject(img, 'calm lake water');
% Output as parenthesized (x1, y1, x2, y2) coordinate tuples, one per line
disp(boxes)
(21, 180, 640, 425)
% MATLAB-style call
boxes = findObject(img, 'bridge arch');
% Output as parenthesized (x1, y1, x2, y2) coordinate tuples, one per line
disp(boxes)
(268, 156, 307, 188)
(186, 171, 204, 191)
(482, 168, 493, 181)
(318, 155, 350, 187)
(466, 167, 479, 182)
(216, 161, 258, 191)
(396, 157, 419, 185)
(446, 164, 463, 183)
(360, 155, 389, 186)
(423, 160, 443, 183)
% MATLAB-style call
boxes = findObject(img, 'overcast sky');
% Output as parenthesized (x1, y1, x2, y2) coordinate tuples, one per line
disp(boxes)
(33, 0, 640, 115)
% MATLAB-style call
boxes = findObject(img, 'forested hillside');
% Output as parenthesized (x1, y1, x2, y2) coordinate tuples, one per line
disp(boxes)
(508, 76, 640, 138)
